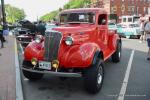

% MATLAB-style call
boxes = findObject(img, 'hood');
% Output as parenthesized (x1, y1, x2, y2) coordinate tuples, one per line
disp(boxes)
(52, 25, 95, 35)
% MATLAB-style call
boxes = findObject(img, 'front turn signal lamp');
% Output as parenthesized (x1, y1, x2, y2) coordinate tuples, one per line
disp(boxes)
(52, 60, 59, 69)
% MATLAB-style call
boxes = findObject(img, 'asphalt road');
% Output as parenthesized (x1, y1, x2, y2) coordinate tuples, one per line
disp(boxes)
(18, 38, 150, 100)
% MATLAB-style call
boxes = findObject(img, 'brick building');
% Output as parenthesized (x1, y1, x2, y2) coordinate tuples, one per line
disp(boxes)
(90, 0, 150, 17)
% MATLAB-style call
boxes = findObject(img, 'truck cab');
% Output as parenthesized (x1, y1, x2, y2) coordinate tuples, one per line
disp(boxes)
(22, 8, 122, 94)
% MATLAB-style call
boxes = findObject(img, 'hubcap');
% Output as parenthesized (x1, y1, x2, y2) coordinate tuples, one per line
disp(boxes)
(97, 65, 103, 85)
(118, 45, 121, 58)
(119, 51, 121, 58)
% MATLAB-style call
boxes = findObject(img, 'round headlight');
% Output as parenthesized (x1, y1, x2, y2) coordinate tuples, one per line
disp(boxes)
(65, 36, 73, 46)
(35, 35, 42, 43)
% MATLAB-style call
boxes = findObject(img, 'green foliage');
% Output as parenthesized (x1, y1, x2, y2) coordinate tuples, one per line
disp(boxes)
(5, 4, 26, 23)
(64, 0, 91, 9)
(40, 10, 59, 22)
(40, 0, 91, 22)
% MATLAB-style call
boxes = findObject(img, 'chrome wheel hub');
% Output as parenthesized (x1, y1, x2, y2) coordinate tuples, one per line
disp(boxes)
(97, 66, 103, 85)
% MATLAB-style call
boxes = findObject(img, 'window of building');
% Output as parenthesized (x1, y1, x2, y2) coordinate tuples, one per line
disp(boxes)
(128, 18, 132, 22)
(123, 18, 126, 22)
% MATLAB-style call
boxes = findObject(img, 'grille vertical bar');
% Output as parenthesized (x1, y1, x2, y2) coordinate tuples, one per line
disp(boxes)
(44, 31, 62, 61)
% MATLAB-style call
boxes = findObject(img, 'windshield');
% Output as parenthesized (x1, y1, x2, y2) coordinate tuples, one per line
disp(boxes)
(60, 12, 95, 24)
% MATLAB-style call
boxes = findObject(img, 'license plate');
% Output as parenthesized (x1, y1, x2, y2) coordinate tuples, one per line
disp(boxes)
(39, 61, 51, 70)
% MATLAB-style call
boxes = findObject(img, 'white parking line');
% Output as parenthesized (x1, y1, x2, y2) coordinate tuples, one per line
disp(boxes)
(118, 50, 135, 100)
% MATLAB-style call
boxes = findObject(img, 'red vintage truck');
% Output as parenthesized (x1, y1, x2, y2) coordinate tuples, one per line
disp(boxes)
(22, 8, 122, 93)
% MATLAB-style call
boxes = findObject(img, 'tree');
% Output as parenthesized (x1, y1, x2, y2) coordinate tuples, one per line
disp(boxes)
(5, 4, 26, 23)
(40, 10, 59, 22)
(40, 0, 91, 22)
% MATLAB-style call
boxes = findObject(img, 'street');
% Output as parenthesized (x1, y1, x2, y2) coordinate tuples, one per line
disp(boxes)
(17, 38, 150, 100)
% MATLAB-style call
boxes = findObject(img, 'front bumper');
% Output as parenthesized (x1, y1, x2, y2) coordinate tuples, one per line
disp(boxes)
(22, 67, 82, 77)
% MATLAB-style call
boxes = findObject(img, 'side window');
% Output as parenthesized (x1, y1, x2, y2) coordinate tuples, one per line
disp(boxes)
(98, 14, 107, 25)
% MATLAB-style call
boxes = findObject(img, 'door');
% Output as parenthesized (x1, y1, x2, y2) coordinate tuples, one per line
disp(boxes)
(97, 14, 108, 49)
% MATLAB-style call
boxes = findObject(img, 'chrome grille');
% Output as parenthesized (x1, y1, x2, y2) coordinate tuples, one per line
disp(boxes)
(44, 31, 62, 61)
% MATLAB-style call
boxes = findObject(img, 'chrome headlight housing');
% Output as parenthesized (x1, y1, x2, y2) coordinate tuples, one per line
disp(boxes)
(35, 35, 42, 43)
(65, 36, 73, 46)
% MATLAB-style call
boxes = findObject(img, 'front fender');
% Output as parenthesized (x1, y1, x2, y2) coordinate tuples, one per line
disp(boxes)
(24, 42, 44, 61)
(60, 43, 100, 68)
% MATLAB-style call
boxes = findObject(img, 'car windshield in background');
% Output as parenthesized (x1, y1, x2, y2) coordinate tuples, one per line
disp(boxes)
(129, 24, 139, 28)
(108, 23, 115, 25)
(60, 12, 95, 24)
(117, 24, 122, 28)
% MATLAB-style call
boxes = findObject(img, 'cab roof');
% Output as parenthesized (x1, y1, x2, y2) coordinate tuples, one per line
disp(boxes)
(60, 8, 107, 14)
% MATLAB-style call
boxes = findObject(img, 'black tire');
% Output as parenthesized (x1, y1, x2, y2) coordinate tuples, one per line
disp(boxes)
(22, 70, 44, 81)
(22, 60, 44, 81)
(59, 77, 68, 81)
(84, 59, 104, 94)
(112, 41, 121, 63)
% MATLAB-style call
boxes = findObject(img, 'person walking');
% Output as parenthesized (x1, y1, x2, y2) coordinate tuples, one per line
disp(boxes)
(0, 30, 4, 48)
(144, 17, 150, 60)
(139, 19, 145, 43)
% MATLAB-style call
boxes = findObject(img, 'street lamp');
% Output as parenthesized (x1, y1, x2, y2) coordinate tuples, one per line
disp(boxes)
(1, 0, 7, 30)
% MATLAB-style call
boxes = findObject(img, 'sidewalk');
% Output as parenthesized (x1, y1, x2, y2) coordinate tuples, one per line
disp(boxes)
(0, 36, 16, 100)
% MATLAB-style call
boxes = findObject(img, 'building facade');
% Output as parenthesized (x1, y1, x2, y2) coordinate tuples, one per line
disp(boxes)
(90, 0, 150, 17)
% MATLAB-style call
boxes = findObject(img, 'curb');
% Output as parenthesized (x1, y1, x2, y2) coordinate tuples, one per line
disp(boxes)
(15, 39, 24, 100)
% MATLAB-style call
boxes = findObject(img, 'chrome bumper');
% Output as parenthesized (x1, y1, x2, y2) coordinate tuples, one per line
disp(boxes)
(22, 67, 82, 77)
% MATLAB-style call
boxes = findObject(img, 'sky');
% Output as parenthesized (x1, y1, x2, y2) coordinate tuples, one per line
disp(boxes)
(2, 0, 69, 21)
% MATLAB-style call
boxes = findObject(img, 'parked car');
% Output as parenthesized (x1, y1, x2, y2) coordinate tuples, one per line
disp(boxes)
(108, 22, 117, 31)
(16, 20, 37, 47)
(120, 23, 141, 38)
(22, 8, 122, 94)
(116, 24, 126, 37)
(45, 23, 57, 32)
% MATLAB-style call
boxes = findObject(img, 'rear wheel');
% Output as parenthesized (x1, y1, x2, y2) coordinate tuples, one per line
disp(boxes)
(84, 59, 104, 94)
(112, 41, 121, 63)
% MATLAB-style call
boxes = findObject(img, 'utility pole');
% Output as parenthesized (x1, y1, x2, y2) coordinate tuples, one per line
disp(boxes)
(1, 0, 7, 29)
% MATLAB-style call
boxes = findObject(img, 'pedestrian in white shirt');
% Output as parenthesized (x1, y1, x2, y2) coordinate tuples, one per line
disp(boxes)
(139, 20, 145, 43)
(144, 17, 150, 60)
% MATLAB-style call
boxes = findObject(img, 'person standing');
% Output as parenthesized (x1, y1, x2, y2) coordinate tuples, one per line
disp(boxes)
(36, 21, 46, 36)
(144, 17, 150, 60)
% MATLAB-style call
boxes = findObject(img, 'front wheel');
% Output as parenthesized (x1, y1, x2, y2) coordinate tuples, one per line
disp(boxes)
(22, 70, 44, 81)
(22, 60, 44, 81)
(84, 59, 104, 94)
